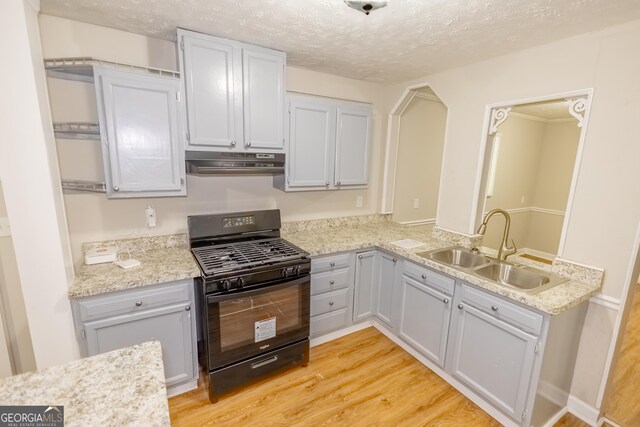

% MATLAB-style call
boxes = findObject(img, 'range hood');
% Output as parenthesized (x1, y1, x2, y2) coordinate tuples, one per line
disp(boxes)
(185, 151, 285, 175)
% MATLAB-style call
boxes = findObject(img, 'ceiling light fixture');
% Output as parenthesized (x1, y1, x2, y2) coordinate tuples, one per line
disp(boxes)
(344, 0, 389, 15)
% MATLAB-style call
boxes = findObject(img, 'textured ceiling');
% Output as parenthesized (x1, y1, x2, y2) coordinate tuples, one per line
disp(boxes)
(512, 100, 573, 120)
(39, 0, 640, 83)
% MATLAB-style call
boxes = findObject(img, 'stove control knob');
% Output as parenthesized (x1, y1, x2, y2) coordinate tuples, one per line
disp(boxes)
(221, 280, 231, 291)
(237, 277, 245, 288)
(281, 268, 288, 278)
(294, 266, 300, 276)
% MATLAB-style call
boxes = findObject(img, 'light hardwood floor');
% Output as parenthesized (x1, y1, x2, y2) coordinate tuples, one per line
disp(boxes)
(169, 327, 587, 426)
(604, 284, 640, 426)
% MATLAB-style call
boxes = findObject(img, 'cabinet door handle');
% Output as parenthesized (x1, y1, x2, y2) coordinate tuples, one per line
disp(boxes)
(326, 181, 330, 186)
(245, 141, 252, 147)
(329, 301, 334, 306)
(457, 303, 464, 310)
(113, 186, 120, 192)
(330, 261, 336, 266)
(392, 258, 397, 263)
(135, 301, 142, 307)
(443, 298, 449, 304)
(421, 274, 427, 279)
(329, 280, 335, 285)
(230, 140, 237, 147)
(185, 305, 191, 311)
(491, 305, 499, 311)
(336, 180, 341, 186)
(358, 255, 363, 259)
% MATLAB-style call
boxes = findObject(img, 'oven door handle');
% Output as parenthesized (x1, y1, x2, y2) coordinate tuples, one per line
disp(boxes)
(206, 275, 309, 304)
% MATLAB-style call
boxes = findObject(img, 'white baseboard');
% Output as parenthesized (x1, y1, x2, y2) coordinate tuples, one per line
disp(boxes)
(542, 407, 568, 427)
(600, 417, 621, 427)
(537, 380, 569, 407)
(310, 320, 373, 347)
(589, 293, 621, 311)
(567, 394, 600, 425)
(167, 379, 198, 398)
(398, 218, 436, 227)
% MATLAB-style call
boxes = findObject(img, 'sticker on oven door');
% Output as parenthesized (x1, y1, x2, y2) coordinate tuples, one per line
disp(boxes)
(255, 317, 276, 342)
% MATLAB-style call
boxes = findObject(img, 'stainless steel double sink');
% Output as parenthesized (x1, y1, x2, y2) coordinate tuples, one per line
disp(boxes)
(417, 246, 567, 294)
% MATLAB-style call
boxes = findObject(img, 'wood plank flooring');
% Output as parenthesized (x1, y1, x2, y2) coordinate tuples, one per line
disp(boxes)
(604, 284, 640, 426)
(169, 327, 586, 426)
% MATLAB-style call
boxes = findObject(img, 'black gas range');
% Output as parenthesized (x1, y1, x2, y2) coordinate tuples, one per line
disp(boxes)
(188, 209, 311, 403)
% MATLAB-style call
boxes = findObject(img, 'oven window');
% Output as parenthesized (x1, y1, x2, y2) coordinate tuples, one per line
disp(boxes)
(219, 284, 302, 352)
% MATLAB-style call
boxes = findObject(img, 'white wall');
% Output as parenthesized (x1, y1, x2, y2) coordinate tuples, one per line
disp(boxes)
(0, 0, 79, 369)
(392, 96, 447, 223)
(38, 15, 399, 266)
(396, 19, 640, 408)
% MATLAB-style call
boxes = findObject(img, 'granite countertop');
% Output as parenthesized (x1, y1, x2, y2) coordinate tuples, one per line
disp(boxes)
(69, 246, 200, 299)
(282, 220, 602, 315)
(0, 341, 169, 426)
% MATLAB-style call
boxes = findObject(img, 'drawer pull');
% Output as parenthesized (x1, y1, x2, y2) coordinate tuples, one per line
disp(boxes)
(329, 280, 335, 285)
(458, 303, 464, 310)
(358, 255, 363, 259)
(491, 305, 499, 311)
(185, 305, 191, 311)
(330, 262, 336, 267)
(251, 355, 278, 369)
(392, 258, 397, 263)
(443, 298, 449, 304)
(329, 301, 334, 306)
(135, 301, 143, 307)
(421, 274, 427, 279)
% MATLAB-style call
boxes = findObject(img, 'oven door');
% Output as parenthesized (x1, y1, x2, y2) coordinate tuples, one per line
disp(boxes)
(204, 275, 310, 370)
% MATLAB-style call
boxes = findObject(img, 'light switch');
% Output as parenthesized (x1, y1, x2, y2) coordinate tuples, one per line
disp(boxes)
(0, 217, 10, 237)
(356, 196, 363, 208)
(413, 198, 420, 209)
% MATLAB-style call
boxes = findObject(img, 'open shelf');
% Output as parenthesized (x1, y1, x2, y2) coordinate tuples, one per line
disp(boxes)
(44, 57, 180, 82)
(53, 122, 101, 140)
(61, 180, 106, 194)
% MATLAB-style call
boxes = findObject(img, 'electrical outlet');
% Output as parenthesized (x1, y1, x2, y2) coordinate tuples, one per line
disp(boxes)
(356, 196, 363, 208)
(145, 206, 157, 228)
(413, 198, 420, 209)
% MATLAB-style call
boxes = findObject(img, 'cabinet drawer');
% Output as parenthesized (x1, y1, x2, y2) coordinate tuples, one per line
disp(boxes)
(311, 288, 349, 317)
(311, 308, 349, 338)
(404, 262, 455, 296)
(311, 254, 351, 273)
(311, 268, 350, 295)
(76, 280, 192, 322)
(460, 284, 543, 335)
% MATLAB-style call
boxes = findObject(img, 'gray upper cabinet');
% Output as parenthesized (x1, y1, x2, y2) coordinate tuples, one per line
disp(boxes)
(94, 68, 186, 198)
(375, 252, 399, 327)
(178, 29, 285, 153)
(353, 251, 377, 322)
(275, 94, 372, 192)
(242, 47, 285, 150)
(335, 106, 371, 187)
(287, 98, 334, 188)
(398, 275, 452, 367)
(179, 31, 242, 149)
(449, 294, 538, 421)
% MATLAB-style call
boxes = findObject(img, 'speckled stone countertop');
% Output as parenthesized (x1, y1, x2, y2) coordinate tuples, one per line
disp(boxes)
(69, 235, 200, 299)
(0, 341, 169, 426)
(282, 219, 602, 315)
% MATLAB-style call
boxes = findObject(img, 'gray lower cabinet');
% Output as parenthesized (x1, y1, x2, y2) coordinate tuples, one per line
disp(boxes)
(310, 253, 354, 338)
(398, 275, 452, 367)
(352, 251, 377, 321)
(71, 279, 198, 391)
(375, 252, 399, 327)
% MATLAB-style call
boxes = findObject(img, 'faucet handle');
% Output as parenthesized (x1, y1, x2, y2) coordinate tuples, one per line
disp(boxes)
(510, 239, 517, 253)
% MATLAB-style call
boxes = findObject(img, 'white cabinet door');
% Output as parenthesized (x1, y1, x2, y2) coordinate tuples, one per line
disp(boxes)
(84, 303, 195, 387)
(243, 47, 285, 150)
(353, 251, 377, 322)
(376, 252, 399, 326)
(449, 302, 537, 420)
(398, 276, 452, 367)
(335, 106, 371, 187)
(288, 98, 334, 188)
(95, 68, 185, 198)
(179, 31, 242, 150)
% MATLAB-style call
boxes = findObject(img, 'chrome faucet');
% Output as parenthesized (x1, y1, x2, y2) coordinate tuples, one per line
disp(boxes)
(477, 209, 517, 261)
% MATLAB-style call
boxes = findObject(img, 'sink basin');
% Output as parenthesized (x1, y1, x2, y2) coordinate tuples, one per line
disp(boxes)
(418, 247, 492, 269)
(473, 262, 567, 294)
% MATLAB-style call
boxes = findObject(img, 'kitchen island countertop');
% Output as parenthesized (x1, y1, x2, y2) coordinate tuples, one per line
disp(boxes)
(0, 341, 169, 426)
